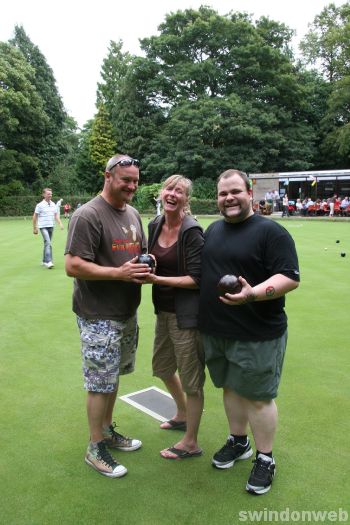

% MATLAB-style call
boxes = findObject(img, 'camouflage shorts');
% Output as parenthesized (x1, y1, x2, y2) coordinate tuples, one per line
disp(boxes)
(77, 316, 139, 393)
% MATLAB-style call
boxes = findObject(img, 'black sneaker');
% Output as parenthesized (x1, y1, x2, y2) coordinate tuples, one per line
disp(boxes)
(246, 453, 276, 495)
(212, 436, 253, 469)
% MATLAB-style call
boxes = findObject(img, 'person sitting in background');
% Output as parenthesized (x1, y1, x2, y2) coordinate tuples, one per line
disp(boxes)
(295, 199, 303, 214)
(259, 200, 268, 215)
(321, 199, 329, 214)
(341, 196, 349, 215)
(306, 198, 315, 215)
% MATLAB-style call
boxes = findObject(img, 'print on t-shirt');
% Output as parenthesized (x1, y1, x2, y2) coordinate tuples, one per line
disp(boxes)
(112, 223, 141, 254)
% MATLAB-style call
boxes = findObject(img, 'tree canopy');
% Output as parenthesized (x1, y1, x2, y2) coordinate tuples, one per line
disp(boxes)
(1, 3, 350, 201)
(300, 2, 350, 165)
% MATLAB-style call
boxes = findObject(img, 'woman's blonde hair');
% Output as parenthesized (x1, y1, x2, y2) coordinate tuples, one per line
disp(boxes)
(161, 174, 193, 215)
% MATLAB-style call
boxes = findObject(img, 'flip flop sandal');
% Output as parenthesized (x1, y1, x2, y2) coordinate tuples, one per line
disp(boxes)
(160, 419, 187, 431)
(160, 447, 203, 460)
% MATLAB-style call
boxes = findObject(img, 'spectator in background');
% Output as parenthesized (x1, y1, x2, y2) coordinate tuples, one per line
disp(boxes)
(281, 194, 289, 217)
(33, 188, 64, 269)
(306, 198, 315, 215)
(56, 198, 63, 218)
(264, 190, 273, 203)
(341, 196, 349, 215)
(295, 198, 303, 214)
(272, 190, 280, 211)
(265, 191, 273, 212)
(64, 203, 71, 218)
(154, 197, 162, 216)
(328, 194, 337, 217)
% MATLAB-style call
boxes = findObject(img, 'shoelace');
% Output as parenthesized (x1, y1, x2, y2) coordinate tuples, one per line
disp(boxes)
(217, 439, 233, 453)
(109, 423, 130, 442)
(251, 458, 272, 479)
(97, 442, 117, 467)
(221, 438, 246, 452)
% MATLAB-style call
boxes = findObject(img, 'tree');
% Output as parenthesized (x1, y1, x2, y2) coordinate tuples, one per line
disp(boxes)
(89, 104, 116, 173)
(127, 7, 318, 178)
(300, 3, 350, 82)
(11, 26, 66, 127)
(96, 40, 132, 128)
(74, 121, 102, 194)
(110, 56, 167, 175)
(10, 26, 71, 178)
(300, 3, 350, 167)
(320, 76, 350, 164)
(0, 42, 49, 192)
(48, 116, 81, 195)
(94, 40, 166, 178)
(192, 177, 217, 199)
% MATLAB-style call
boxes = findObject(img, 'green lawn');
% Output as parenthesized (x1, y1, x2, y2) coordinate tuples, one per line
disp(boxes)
(0, 217, 349, 525)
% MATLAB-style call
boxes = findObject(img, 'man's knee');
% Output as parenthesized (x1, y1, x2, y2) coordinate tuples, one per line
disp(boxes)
(247, 398, 273, 411)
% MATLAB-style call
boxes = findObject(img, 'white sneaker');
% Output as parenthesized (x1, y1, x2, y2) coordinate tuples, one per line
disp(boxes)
(44, 261, 54, 269)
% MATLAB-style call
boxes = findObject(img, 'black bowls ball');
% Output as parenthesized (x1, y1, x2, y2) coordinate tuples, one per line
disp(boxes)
(136, 253, 156, 269)
(217, 274, 242, 296)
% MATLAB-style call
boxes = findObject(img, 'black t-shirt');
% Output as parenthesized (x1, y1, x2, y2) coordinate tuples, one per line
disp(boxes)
(198, 215, 300, 341)
(151, 240, 178, 313)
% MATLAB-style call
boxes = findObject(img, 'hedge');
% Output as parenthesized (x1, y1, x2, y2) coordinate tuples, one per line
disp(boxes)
(0, 195, 218, 217)
(0, 195, 92, 217)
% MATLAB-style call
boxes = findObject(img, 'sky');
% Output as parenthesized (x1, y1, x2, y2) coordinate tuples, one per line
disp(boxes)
(1, 0, 347, 127)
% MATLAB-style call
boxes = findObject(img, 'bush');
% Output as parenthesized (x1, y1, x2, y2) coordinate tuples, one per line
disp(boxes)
(0, 194, 93, 217)
(0, 188, 218, 217)
(190, 198, 218, 215)
(134, 183, 162, 213)
(192, 177, 217, 199)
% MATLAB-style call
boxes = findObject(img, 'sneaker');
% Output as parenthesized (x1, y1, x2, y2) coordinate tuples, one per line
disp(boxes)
(85, 441, 127, 478)
(103, 422, 142, 451)
(212, 436, 253, 469)
(246, 453, 276, 495)
(44, 261, 54, 269)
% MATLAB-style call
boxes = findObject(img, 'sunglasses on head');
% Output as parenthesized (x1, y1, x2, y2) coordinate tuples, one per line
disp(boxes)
(108, 158, 140, 171)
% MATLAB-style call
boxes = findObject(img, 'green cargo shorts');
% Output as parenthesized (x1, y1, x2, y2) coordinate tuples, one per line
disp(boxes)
(202, 331, 287, 400)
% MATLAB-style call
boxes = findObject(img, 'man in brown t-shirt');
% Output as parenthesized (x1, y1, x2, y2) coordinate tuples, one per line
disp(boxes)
(65, 154, 151, 478)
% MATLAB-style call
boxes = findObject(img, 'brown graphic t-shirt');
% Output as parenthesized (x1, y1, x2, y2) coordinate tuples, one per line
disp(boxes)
(65, 195, 147, 320)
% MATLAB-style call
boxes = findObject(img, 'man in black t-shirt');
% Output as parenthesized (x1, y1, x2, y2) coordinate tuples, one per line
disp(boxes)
(199, 169, 300, 495)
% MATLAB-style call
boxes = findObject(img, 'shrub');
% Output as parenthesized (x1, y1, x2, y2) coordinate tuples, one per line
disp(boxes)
(190, 198, 218, 215)
(0, 195, 93, 217)
(134, 183, 162, 213)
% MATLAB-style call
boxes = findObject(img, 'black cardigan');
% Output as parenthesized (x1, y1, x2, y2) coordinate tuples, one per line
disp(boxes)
(148, 214, 204, 329)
